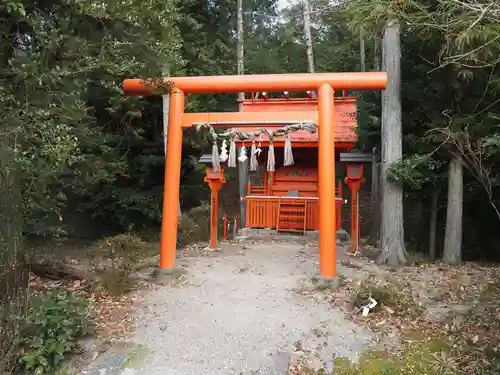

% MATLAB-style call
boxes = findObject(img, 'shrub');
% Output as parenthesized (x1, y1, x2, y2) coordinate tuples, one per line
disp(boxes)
(350, 280, 423, 317)
(179, 205, 211, 246)
(15, 288, 92, 374)
(92, 233, 152, 295)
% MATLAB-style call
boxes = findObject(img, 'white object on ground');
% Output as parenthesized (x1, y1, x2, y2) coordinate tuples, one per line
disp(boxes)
(361, 297, 378, 317)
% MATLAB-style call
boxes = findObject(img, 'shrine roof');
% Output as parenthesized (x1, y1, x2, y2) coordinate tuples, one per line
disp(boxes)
(233, 125, 356, 144)
(234, 97, 358, 146)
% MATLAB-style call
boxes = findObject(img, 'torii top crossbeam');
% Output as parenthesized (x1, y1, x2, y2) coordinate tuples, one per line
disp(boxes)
(123, 72, 386, 95)
(122, 72, 387, 278)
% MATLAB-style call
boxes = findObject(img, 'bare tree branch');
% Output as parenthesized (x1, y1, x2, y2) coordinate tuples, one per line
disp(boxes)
(435, 128, 500, 221)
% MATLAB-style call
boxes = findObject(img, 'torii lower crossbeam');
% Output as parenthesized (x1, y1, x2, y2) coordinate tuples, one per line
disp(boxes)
(123, 72, 387, 278)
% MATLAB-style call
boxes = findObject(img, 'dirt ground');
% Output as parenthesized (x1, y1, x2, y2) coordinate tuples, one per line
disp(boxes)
(75, 240, 375, 375)
(30, 236, 500, 375)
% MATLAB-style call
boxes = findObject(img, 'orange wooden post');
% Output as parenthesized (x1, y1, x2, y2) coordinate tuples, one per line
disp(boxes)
(344, 161, 367, 254)
(206, 181, 225, 248)
(348, 182, 361, 253)
(160, 88, 185, 269)
(204, 167, 226, 249)
(210, 189, 220, 248)
(318, 83, 336, 278)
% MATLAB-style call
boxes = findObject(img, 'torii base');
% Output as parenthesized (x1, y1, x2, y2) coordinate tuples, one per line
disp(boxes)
(151, 267, 189, 285)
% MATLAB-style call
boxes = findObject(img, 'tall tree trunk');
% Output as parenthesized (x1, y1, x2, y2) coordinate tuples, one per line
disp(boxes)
(374, 38, 380, 71)
(236, 0, 244, 112)
(443, 156, 463, 264)
(378, 19, 407, 266)
(360, 30, 366, 72)
(236, 0, 248, 227)
(302, 0, 315, 74)
(429, 186, 439, 260)
(370, 147, 380, 242)
(162, 65, 182, 253)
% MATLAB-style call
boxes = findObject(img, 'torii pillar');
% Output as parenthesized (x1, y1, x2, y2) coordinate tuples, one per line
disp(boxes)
(122, 72, 387, 278)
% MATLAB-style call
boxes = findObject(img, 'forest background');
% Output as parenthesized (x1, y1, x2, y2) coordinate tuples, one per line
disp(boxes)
(1, 0, 500, 373)
(1, 0, 499, 270)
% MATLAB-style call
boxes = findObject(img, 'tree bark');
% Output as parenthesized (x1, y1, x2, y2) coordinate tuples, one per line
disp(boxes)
(360, 30, 366, 72)
(236, 0, 247, 225)
(370, 147, 380, 242)
(370, 147, 379, 207)
(374, 38, 380, 71)
(302, 0, 315, 75)
(443, 156, 463, 264)
(378, 19, 407, 266)
(429, 186, 439, 260)
(237, 0, 244, 111)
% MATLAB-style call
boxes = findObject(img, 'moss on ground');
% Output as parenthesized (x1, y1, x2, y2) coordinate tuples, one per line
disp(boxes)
(333, 350, 401, 375)
(350, 279, 423, 317)
(328, 276, 500, 375)
(123, 344, 150, 369)
(332, 336, 454, 375)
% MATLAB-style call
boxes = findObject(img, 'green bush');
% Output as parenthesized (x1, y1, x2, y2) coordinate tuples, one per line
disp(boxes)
(179, 205, 211, 246)
(92, 233, 152, 295)
(15, 288, 92, 375)
(350, 280, 424, 317)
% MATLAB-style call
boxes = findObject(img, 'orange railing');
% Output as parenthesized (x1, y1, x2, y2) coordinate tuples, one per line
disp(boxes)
(245, 195, 344, 232)
(245, 196, 320, 230)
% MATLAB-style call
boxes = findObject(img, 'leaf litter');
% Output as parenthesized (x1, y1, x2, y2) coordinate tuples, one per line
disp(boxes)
(299, 249, 500, 375)
(29, 239, 500, 375)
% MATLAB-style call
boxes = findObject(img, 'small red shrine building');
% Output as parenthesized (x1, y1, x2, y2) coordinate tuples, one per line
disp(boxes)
(196, 92, 370, 252)
(124, 71, 387, 277)
(232, 93, 360, 236)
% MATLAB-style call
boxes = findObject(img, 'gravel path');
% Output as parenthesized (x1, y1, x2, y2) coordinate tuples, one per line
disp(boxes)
(79, 242, 372, 375)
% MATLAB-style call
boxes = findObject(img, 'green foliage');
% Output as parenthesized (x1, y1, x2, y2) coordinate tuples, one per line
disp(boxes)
(351, 280, 423, 317)
(332, 339, 457, 375)
(0, 0, 186, 235)
(482, 133, 500, 156)
(333, 350, 403, 375)
(387, 155, 445, 190)
(92, 233, 153, 295)
(15, 289, 92, 375)
(179, 205, 211, 246)
(2, 0, 500, 373)
(345, 0, 500, 68)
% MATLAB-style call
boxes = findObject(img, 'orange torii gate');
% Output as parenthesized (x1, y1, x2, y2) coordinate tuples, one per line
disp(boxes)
(123, 72, 387, 278)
